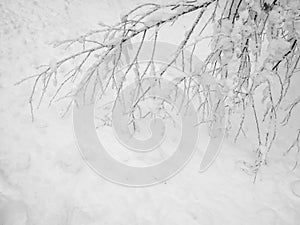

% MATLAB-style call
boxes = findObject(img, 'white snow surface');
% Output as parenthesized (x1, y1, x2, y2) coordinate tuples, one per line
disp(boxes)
(0, 0, 300, 224)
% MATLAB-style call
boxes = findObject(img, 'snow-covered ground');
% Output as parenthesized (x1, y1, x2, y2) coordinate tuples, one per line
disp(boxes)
(0, 0, 300, 224)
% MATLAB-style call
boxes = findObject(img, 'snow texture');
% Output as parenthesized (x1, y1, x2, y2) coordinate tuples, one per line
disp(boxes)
(0, 0, 300, 224)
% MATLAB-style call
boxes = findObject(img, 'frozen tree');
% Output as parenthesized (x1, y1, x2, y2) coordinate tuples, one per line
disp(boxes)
(17, 0, 300, 180)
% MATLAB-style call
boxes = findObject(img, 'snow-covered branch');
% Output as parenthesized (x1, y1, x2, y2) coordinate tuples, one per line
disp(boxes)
(17, 0, 300, 179)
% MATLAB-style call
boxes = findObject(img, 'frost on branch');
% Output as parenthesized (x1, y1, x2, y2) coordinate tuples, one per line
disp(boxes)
(17, 0, 300, 180)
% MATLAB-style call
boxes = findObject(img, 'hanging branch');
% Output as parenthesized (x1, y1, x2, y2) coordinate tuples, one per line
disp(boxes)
(16, 0, 300, 179)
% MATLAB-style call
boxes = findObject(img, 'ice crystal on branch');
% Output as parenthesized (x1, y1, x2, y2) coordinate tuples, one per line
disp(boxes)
(17, 0, 300, 179)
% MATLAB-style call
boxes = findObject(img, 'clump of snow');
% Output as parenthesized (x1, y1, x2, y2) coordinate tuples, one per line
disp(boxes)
(267, 38, 290, 61)
(144, 10, 175, 27)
